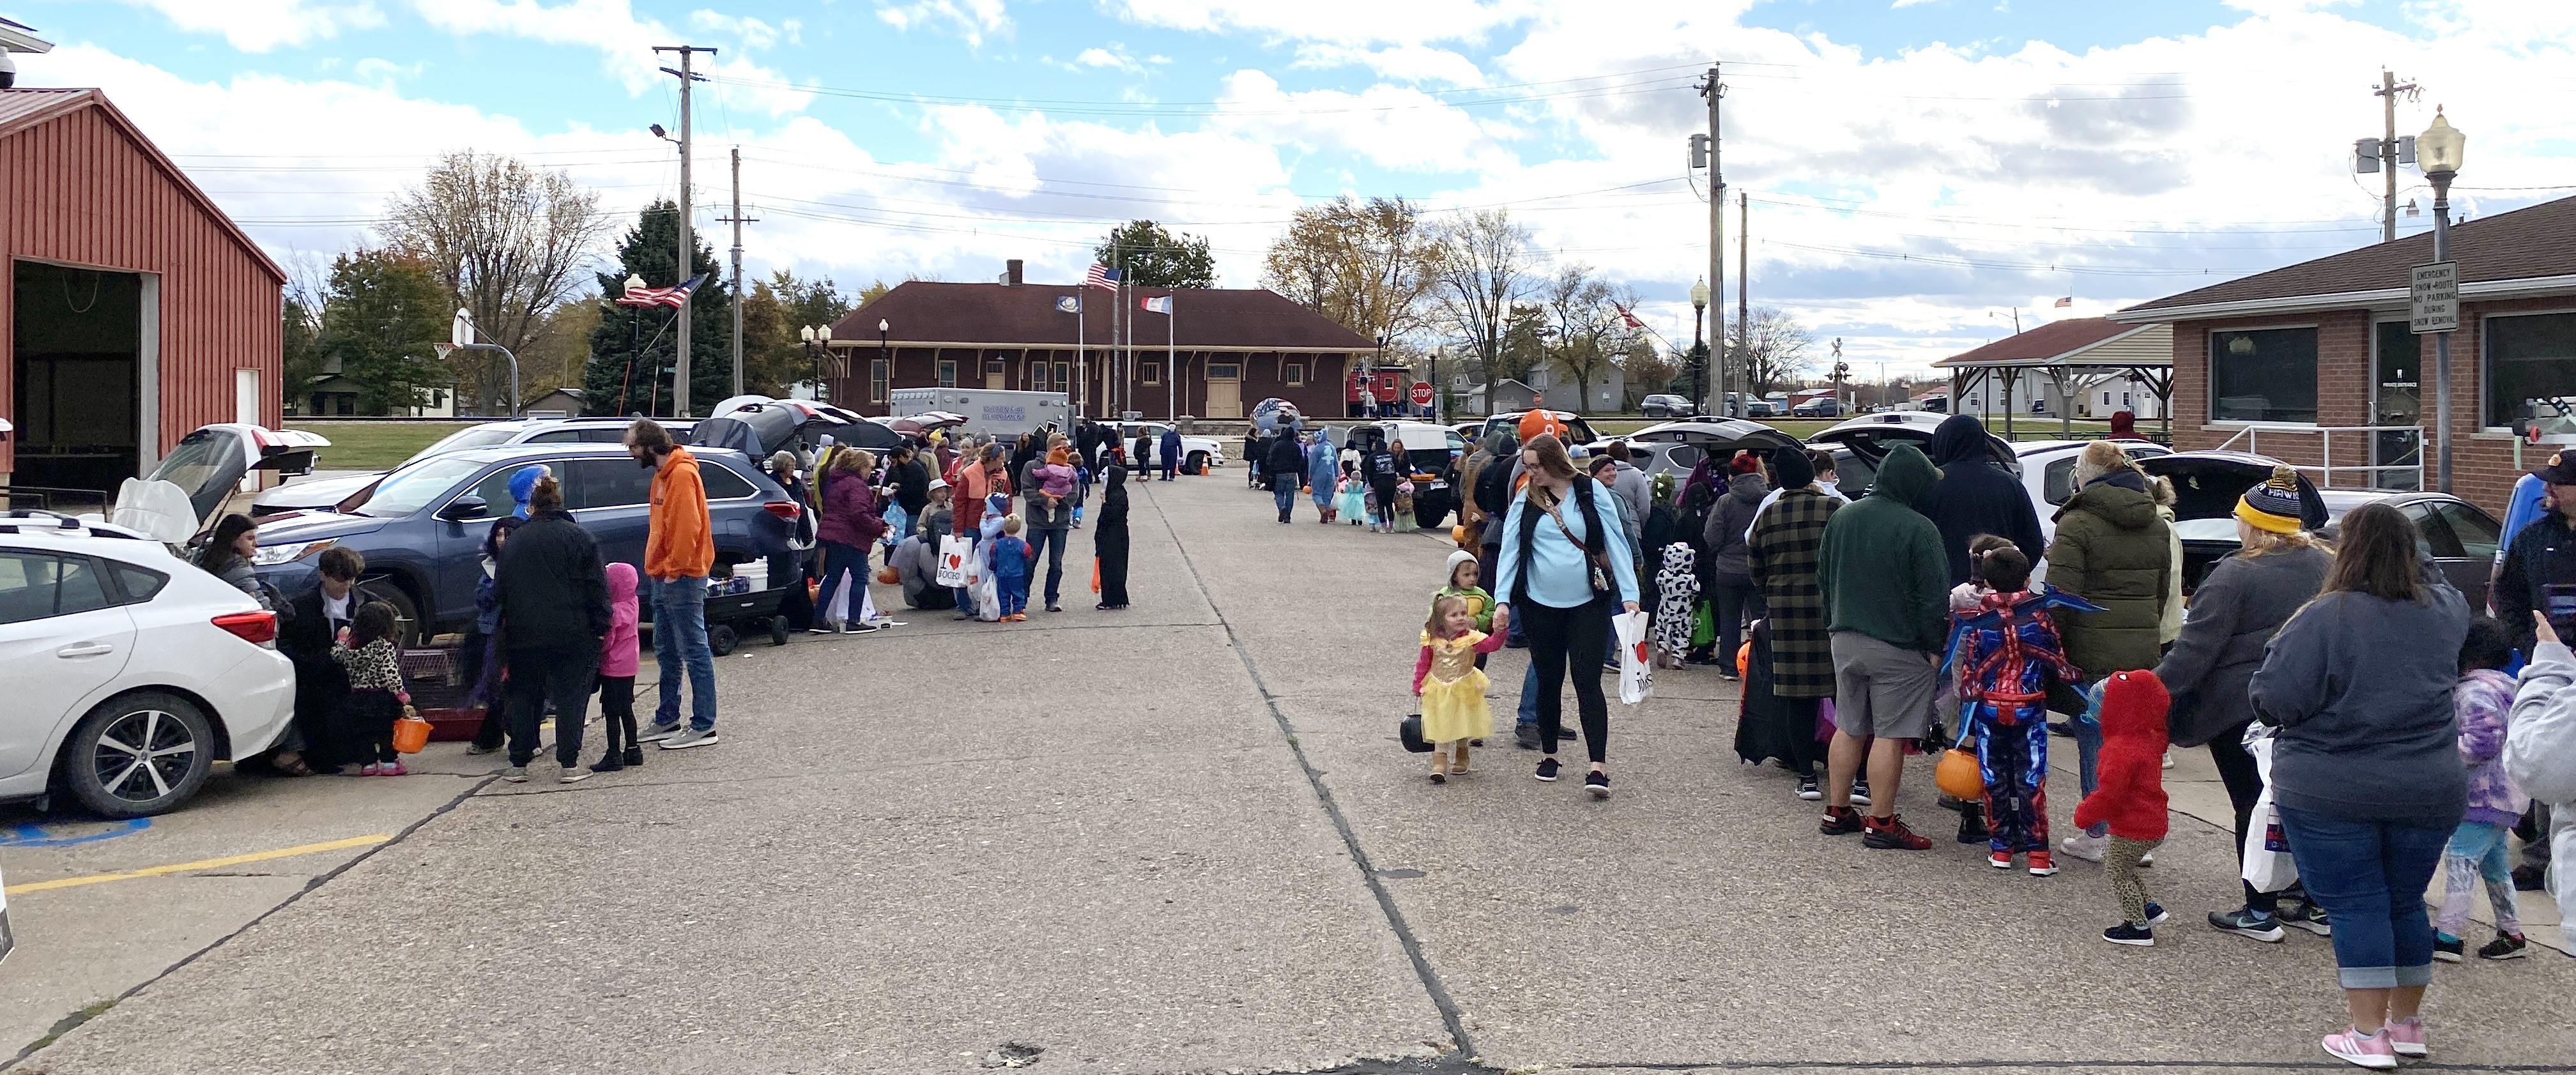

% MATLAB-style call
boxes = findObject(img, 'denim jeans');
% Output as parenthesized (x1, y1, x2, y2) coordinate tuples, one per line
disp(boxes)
(1026, 526, 1068, 604)
(2071, 680, 2105, 837)
(651, 574, 717, 732)
(812, 540, 868, 625)
(504, 644, 595, 768)
(1516, 660, 1540, 729)
(1273, 484, 1296, 518)
(2277, 804, 2451, 989)
(2436, 821, 2522, 939)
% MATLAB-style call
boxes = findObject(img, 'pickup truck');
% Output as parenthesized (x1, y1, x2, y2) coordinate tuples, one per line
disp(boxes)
(1108, 422, 1228, 471)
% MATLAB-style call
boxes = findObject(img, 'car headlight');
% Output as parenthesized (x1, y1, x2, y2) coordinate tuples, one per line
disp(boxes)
(251, 539, 334, 566)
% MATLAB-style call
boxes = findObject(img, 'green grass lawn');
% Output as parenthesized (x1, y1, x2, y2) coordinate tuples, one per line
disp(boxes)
(286, 420, 474, 471)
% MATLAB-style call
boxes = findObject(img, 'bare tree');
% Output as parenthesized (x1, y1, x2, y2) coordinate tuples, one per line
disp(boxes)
(1262, 197, 1434, 344)
(1425, 208, 1540, 388)
(382, 150, 608, 412)
(1733, 306, 1816, 400)
(1538, 265, 1623, 412)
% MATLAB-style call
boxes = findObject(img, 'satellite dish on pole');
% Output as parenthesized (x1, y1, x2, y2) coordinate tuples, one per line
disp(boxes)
(451, 309, 475, 348)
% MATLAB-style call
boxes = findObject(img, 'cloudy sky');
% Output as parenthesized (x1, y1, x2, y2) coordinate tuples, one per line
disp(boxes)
(13, 0, 2574, 379)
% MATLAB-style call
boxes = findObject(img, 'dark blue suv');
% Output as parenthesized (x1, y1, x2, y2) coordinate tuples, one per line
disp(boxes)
(249, 445, 797, 639)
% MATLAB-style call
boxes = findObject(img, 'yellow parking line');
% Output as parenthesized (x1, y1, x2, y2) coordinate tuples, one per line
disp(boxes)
(4, 834, 391, 895)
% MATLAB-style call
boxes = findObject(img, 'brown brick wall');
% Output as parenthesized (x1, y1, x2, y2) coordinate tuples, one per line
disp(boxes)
(2170, 294, 2576, 517)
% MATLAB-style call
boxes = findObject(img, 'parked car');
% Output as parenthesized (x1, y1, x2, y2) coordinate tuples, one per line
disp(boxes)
(1608, 419, 1803, 479)
(0, 511, 295, 818)
(1107, 422, 1229, 471)
(247, 445, 797, 643)
(693, 399, 896, 460)
(1791, 397, 1845, 418)
(2017, 439, 2174, 544)
(1641, 393, 1692, 419)
(1807, 411, 2017, 496)
(1346, 421, 1468, 528)
(1448, 421, 1487, 446)
(250, 417, 694, 517)
(2136, 452, 2500, 598)
(1479, 411, 1602, 448)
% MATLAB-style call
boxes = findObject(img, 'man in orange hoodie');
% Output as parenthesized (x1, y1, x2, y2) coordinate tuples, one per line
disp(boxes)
(628, 418, 719, 749)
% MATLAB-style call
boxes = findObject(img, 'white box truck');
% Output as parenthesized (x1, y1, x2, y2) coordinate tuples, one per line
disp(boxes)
(886, 388, 1072, 438)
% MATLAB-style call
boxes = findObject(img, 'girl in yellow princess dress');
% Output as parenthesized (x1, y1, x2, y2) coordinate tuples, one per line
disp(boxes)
(1414, 593, 1509, 784)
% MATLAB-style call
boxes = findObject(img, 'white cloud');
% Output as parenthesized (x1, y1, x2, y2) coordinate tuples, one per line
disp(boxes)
(118, 0, 385, 52)
(1075, 46, 1144, 74)
(1890, 0, 1938, 7)
(689, 10, 789, 50)
(406, 0, 811, 115)
(1295, 43, 1489, 88)
(1107, 0, 1532, 47)
(875, 0, 1010, 47)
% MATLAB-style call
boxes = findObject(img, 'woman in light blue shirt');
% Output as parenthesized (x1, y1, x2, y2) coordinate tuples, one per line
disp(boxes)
(1494, 434, 1641, 798)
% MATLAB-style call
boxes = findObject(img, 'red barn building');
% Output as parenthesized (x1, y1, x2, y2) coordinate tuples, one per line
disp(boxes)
(1, 87, 284, 503)
(824, 266, 1372, 422)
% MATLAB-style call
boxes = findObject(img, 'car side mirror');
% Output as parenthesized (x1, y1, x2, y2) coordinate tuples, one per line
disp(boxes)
(438, 495, 490, 521)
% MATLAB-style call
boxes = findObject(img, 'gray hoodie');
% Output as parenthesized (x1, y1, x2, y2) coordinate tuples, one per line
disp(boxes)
(1702, 472, 1768, 579)
(2249, 583, 2470, 823)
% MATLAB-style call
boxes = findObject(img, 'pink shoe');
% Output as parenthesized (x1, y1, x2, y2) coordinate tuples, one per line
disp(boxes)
(2384, 1016, 2426, 1059)
(359, 762, 380, 777)
(2322, 1026, 2398, 1070)
(380, 760, 408, 776)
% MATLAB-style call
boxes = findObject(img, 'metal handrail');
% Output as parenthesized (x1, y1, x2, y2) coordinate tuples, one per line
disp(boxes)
(2214, 424, 2424, 489)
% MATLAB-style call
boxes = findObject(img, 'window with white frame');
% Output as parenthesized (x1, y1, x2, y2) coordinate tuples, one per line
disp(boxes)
(2208, 327, 2318, 423)
(1141, 362, 1163, 385)
(871, 358, 890, 402)
(938, 360, 958, 388)
(1284, 362, 1306, 386)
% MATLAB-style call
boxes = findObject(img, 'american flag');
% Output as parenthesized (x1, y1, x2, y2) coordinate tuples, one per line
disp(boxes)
(1611, 301, 1644, 329)
(1084, 264, 1121, 291)
(2054, 296, 2073, 309)
(615, 272, 709, 308)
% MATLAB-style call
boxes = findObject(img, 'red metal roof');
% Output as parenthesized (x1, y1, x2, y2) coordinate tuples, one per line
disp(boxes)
(827, 280, 1377, 351)
(0, 88, 284, 283)
(1934, 317, 2142, 367)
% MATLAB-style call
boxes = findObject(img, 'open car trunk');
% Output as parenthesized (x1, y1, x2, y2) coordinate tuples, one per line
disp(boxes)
(1807, 420, 2014, 495)
(2138, 452, 2328, 593)
(112, 423, 330, 541)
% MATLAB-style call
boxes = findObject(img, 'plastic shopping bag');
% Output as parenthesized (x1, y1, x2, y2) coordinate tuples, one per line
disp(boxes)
(2239, 731, 2300, 893)
(1614, 610, 1653, 705)
(935, 535, 971, 588)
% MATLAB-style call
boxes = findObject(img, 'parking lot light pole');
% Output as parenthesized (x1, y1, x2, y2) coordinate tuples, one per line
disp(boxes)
(2418, 107, 2465, 494)
(1689, 277, 1710, 414)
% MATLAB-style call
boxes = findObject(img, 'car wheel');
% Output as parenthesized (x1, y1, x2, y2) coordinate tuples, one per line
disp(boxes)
(707, 623, 738, 657)
(61, 691, 215, 819)
(1187, 451, 1209, 474)
(367, 579, 424, 648)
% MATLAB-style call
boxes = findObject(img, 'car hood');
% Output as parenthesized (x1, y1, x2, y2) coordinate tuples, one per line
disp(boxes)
(252, 471, 385, 512)
(249, 511, 391, 547)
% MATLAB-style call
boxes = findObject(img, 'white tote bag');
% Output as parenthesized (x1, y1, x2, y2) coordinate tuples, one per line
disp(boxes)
(2239, 731, 2300, 893)
(935, 535, 971, 588)
(1614, 610, 1654, 705)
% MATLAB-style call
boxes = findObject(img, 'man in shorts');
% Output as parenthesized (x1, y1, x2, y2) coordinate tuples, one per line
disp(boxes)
(1814, 444, 1949, 850)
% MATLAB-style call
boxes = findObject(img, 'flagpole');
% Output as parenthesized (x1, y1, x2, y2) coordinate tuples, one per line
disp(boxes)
(1075, 293, 1084, 410)
(1167, 295, 1177, 422)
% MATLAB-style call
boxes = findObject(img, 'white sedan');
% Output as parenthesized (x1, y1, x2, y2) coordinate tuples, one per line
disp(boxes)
(2016, 438, 2172, 544)
(0, 514, 295, 818)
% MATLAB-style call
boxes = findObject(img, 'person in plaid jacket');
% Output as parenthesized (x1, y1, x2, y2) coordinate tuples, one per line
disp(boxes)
(1745, 446, 1843, 799)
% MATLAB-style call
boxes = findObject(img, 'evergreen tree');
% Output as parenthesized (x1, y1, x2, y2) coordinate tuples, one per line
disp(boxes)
(1096, 220, 1216, 288)
(581, 200, 733, 416)
(316, 250, 447, 415)
(280, 295, 325, 413)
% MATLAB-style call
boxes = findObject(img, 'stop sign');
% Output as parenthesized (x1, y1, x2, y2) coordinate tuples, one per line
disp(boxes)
(1409, 381, 1434, 406)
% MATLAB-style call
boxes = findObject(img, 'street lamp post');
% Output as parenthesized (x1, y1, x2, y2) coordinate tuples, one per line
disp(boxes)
(2418, 107, 2465, 494)
(877, 319, 891, 411)
(624, 273, 645, 414)
(1689, 277, 1710, 415)
(799, 324, 833, 403)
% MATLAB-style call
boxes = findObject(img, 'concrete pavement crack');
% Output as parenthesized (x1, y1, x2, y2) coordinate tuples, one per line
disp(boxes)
(2, 771, 505, 1071)
(1140, 480, 1481, 1062)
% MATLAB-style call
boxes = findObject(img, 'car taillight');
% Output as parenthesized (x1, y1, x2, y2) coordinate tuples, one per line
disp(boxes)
(212, 610, 278, 646)
(763, 500, 802, 519)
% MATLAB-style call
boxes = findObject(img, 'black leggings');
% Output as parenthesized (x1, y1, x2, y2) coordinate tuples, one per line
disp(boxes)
(1522, 596, 1612, 763)
(2207, 721, 2279, 914)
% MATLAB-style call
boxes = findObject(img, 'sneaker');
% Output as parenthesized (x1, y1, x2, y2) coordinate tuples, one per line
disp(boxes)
(843, 622, 879, 633)
(1862, 814, 1931, 850)
(381, 760, 408, 776)
(1514, 724, 1542, 751)
(1848, 779, 1871, 806)
(2432, 934, 2465, 963)
(359, 762, 381, 777)
(2058, 831, 2108, 863)
(559, 767, 594, 785)
(1534, 758, 1561, 782)
(2320, 1026, 2398, 1071)
(1795, 774, 1821, 801)
(622, 746, 645, 768)
(807, 623, 838, 634)
(1429, 772, 1446, 785)
(590, 755, 625, 774)
(638, 720, 683, 742)
(2385, 1016, 2427, 1059)
(1584, 770, 1610, 798)
(464, 742, 501, 756)
(2102, 923, 2156, 947)
(1957, 809, 1991, 845)
(661, 726, 719, 750)
(2209, 907, 2286, 943)
(1718, 670, 1740, 682)
(1989, 850, 2015, 870)
(2047, 720, 2076, 738)
(2162, 749, 2176, 770)
(2026, 850, 2059, 876)
(1046, 602, 1062, 613)
(2478, 931, 2529, 961)
(2144, 901, 2171, 927)
(501, 765, 529, 783)
(1819, 806, 1863, 836)
(2280, 901, 2333, 936)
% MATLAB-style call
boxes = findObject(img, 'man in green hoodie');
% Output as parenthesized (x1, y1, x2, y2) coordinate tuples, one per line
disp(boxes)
(1816, 443, 1949, 850)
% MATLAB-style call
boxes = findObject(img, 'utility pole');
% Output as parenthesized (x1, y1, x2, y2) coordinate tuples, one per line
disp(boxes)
(655, 43, 716, 416)
(1736, 189, 1749, 406)
(719, 146, 756, 399)
(1698, 64, 1726, 417)
(2375, 72, 2419, 243)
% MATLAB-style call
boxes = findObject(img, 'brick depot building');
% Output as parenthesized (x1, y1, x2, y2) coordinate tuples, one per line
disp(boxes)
(2113, 194, 2576, 514)
(824, 267, 1372, 421)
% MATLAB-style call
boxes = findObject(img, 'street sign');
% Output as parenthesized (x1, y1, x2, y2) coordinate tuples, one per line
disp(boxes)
(2411, 261, 2458, 334)
(1409, 381, 1434, 406)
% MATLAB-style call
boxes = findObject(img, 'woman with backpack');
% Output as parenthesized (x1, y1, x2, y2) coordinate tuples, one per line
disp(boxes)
(1492, 434, 1640, 798)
